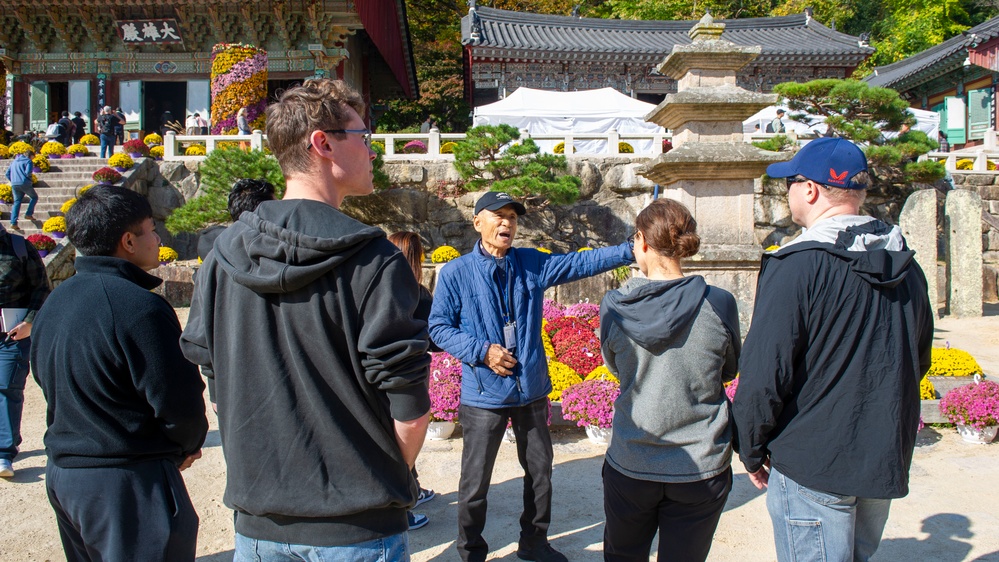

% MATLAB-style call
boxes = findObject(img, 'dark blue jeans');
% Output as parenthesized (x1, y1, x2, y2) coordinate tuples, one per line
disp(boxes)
(0, 337, 30, 461)
(457, 398, 553, 562)
(99, 133, 116, 158)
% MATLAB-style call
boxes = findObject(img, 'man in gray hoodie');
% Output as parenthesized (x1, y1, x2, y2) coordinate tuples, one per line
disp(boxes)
(733, 138, 934, 562)
(181, 79, 431, 560)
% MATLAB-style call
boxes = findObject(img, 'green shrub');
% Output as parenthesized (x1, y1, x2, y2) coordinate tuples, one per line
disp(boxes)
(166, 148, 286, 234)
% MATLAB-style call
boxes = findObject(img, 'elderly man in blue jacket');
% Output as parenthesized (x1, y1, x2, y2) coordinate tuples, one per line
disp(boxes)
(430, 191, 634, 562)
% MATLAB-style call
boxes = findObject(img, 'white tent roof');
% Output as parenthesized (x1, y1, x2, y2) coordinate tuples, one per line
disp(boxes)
(474, 87, 657, 119)
(743, 106, 940, 139)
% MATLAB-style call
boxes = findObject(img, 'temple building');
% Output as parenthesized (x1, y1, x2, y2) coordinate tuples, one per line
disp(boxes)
(866, 17, 999, 149)
(0, 0, 417, 135)
(460, 5, 874, 107)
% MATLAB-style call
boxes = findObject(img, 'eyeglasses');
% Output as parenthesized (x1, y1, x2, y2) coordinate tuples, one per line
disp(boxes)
(307, 128, 372, 150)
(786, 176, 809, 189)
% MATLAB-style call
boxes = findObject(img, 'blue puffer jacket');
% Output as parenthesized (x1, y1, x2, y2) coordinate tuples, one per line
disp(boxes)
(429, 242, 633, 408)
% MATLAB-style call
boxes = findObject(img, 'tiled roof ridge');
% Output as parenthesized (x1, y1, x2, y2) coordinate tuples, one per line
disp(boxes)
(866, 16, 999, 87)
(472, 5, 809, 31)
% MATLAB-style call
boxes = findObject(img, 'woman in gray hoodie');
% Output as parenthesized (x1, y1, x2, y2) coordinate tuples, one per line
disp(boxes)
(599, 199, 740, 562)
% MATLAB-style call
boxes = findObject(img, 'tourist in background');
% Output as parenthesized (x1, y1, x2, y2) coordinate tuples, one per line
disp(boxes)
(0, 222, 51, 479)
(5, 149, 37, 232)
(71, 112, 86, 144)
(114, 107, 126, 144)
(768, 109, 786, 133)
(599, 199, 739, 562)
(186, 113, 199, 135)
(195, 113, 209, 135)
(57, 111, 75, 146)
(95, 106, 121, 158)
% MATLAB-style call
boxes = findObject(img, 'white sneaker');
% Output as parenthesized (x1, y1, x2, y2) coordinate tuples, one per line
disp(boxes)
(0, 459, 13, 478)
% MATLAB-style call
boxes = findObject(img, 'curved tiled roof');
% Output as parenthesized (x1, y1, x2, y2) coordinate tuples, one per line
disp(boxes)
(462, 7, 873, 64)
(865, 17, 999, 90)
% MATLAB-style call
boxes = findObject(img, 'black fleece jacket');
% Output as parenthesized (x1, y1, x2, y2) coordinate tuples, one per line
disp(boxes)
(181, 199, 431, 546)
(31, 256, 207, 468)
(734, 225, 933, 499)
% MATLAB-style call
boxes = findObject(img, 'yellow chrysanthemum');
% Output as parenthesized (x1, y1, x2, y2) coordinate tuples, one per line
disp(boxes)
(144, 133, 163, 146)
(68, 144, 89, 155)
(0, 184, 13, 204)
(925, 347, 983, 377)
(108, 153, 134, 170)
(159, 246, 179, 263)
(185, 144, 207, 156)
(586, 366, 619, 384)
(432, 246, 461, 263)
(60, 198, 77, 214)
(43, 216, 67, 233)
(548, 361, 583, 402)
(8, 141, 33, 155)
(149, 146, 165, 159)
(541, 322, 555, 359)
(80, 134, 99, 146)
(920, 377, 936, 400)
(40, 141, 66, 156)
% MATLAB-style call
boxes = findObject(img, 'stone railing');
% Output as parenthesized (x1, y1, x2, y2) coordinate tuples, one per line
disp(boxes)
(920, 129, 999, 171)
(158, 129, 791, 161)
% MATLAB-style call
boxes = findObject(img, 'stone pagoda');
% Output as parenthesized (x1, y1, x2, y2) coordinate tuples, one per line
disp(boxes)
(639, 13, 789, 326)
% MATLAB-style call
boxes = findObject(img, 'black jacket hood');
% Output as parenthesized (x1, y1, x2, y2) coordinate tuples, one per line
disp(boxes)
(771, 218, 915, 289)
(212, 199, 384, 293)
(600, 275, 708, 351)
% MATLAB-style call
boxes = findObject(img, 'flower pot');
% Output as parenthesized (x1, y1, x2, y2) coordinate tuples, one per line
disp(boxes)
(96, 180, 112, 186)
(32, 166, 41, 173)
(585, 425, 613, 445)
(36, 249, 49, 258)
(426, 421, 456, 440)
(129, 153, 144, 159)
(956, 424, 998, 444)
(51, 232, 66, 239)
(113, 166, 129, 172)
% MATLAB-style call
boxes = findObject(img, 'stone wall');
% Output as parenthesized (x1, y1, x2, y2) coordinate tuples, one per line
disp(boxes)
(140, 157, 999, 314)
(950, 173, 999, 303)
(42, 239, 75, 289)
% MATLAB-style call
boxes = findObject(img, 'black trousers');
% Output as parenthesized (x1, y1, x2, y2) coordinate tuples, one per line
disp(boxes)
(457, 399, 553, 562)
(603, 462, 732, 562)
(46, 458, 199, 562)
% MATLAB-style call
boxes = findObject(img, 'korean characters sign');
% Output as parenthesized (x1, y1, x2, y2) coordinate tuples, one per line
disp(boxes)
(116, 19, 183, 45)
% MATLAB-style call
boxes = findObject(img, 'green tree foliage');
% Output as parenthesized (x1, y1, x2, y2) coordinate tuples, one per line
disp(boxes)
(860, 0, 974, 71)
(453, 124, 581, 204)
(166, 148, 286, 234)
(775, 79, 945, 208)
(752, 134, 793, 152)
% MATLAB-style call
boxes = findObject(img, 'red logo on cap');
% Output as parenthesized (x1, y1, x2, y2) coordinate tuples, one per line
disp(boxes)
(828, 168, 848, 185)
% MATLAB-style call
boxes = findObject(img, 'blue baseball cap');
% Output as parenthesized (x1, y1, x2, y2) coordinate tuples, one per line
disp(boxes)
(766, 138, 869, 190)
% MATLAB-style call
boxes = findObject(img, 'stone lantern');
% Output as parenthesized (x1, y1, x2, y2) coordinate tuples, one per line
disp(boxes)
(639, 13, 790, 327)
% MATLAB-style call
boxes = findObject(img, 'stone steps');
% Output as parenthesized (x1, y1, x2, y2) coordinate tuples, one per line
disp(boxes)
(2, 155, 120, 235)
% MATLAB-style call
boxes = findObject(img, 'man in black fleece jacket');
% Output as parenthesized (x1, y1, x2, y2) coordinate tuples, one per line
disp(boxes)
(31, 185, 208, 561)
(181, 79, 431, 560)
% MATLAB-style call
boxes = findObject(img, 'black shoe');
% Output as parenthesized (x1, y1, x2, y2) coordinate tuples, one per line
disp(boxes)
(516, 542, 568, 562)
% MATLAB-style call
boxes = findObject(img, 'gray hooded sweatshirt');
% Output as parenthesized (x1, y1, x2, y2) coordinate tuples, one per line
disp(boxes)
(600, 275, 740, 483)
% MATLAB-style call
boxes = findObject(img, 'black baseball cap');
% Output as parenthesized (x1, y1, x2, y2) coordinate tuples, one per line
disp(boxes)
(474, 191, 526, 216)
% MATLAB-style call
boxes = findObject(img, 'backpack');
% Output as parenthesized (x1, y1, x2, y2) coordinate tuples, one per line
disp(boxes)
(98, 115, 114, 135)
(765, 123, 774, 133)
(45, 122, 64, 138)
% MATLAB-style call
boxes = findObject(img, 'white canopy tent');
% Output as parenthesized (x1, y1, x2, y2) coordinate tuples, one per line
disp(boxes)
(743, 106, 940, 139)
(472, 87, 665, 154)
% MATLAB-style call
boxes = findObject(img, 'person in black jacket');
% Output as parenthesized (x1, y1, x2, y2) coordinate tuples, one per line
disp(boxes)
(30, 185, 208, 561)
(732, 138, 934, 562)
(181, 79, 430, 560)
(71, 111, 87, 144)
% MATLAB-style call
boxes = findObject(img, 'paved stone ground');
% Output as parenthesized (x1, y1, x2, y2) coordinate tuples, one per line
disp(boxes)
(2, 306, 998, 561)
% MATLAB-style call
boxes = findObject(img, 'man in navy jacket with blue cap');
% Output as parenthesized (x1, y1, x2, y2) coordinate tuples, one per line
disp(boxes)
(430, 191, 634, 562)
(732, 138, 934, 562)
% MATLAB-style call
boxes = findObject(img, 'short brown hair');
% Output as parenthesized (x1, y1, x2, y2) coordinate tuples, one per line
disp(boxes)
(635, 199, 700, 259)
(265, 79, 365, 176)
